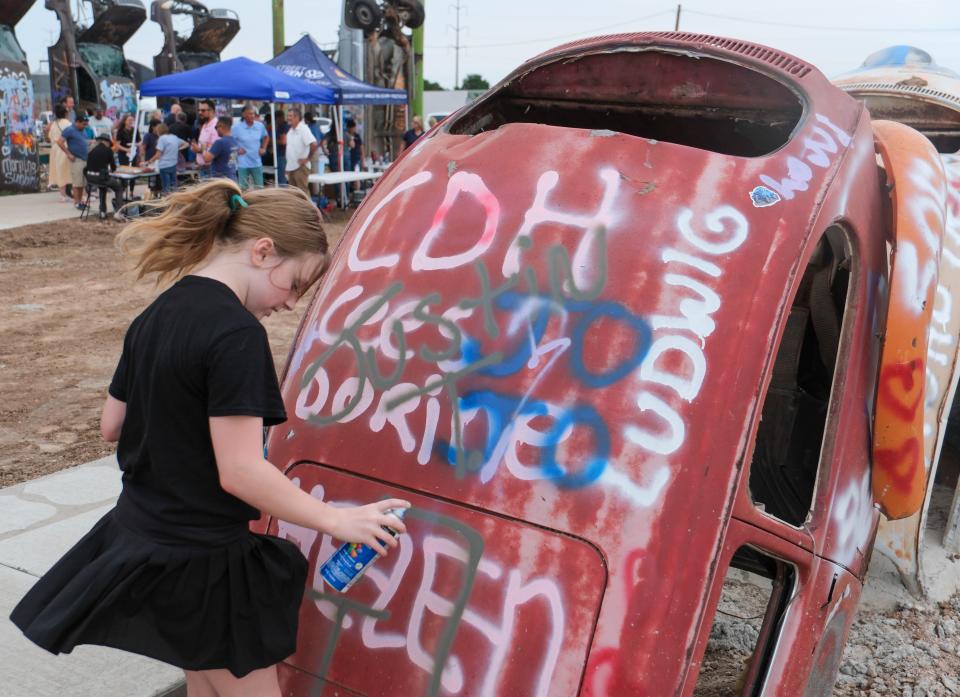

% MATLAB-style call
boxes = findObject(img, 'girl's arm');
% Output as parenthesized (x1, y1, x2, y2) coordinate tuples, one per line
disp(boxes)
(209, 415, 409, 554)
(100, 395, 126, 442)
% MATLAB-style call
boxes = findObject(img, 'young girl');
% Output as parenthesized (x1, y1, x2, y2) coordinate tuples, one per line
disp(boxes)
(149, 122, 190, 195)
(10, 179, 409, 697)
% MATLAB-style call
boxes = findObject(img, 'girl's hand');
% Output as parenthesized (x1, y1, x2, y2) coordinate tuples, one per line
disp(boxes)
(328, 499, 410, 555)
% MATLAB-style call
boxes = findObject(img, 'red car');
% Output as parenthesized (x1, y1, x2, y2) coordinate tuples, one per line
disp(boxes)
(254, 32, 949, 695)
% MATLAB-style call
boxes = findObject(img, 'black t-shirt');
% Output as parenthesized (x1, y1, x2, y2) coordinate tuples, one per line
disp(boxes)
(350, 132, 363, 160)
(85, 143, 116, 174)
(323, 129, 339, 169)
(403, 128, 422, 149)
(142, 131, 158, 161)
(170, 121, 192, 142)
(109, 276, 286, 543)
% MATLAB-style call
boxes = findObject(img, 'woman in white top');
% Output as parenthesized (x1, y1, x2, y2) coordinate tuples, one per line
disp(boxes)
(47, 104, 73, 202)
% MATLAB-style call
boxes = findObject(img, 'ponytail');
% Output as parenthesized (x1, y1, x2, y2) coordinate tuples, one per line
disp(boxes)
(117, 179, 327, 284)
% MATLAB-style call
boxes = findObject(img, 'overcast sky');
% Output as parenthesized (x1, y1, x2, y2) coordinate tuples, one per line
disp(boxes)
(12, 0, 960, 89)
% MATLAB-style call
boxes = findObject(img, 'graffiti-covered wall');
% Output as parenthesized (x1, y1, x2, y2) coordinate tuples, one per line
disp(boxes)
(99, 78, 136, 120)
(0, 63, 38, 192)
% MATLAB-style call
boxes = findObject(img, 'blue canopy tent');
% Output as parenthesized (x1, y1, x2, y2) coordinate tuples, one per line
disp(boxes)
(268, 34, 407, 105)
(268, 35, 407, 178)
(138, 57, 337, 186)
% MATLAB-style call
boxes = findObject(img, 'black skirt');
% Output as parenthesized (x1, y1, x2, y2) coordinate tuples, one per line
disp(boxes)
(9, 509, 307, 678)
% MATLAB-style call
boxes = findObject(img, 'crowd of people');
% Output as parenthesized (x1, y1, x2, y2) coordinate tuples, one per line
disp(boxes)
(45, 94, 442, 220)
(45, 95, 369, 219)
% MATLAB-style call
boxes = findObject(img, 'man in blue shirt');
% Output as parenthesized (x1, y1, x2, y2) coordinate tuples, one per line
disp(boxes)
(56, 114, 90, 209)
(198, 117, 239, 181)
(233, 105, 269, 189)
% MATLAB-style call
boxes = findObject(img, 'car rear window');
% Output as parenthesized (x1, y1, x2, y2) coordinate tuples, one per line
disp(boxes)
(449, 47, 804, 157)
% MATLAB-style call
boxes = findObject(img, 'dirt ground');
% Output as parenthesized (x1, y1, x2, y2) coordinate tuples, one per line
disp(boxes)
(0, 210, 347, 487)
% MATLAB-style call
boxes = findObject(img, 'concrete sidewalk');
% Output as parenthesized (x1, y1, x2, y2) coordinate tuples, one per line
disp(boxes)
(0, 191, 85, 230)
(0, 456, 184, 697)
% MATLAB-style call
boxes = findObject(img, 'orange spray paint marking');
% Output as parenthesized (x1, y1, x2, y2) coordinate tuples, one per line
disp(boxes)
(871, 120, 947, 519)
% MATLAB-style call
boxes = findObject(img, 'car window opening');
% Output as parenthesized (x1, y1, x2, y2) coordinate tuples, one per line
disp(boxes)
(851, 96, 960, 154)
(448, 49, 804, 157)
(693, 546, 796, 697)
(749, 225, 853, 527)
(77, 68, 98, 106)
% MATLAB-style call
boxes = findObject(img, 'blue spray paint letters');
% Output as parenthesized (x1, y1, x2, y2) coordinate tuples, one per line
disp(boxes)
(567, 298, 652, 388)
(540, 403, 611, 488)
(445, 390, 611, 488)
(470, 291, 653, 388)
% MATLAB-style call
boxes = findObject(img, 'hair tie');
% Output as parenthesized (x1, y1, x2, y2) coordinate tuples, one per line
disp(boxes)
(229, 193, 248, 211)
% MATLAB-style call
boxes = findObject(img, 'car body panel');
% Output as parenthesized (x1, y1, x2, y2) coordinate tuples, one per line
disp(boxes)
(835, 47, 960, 592)
(255, 33, 948, 695)
(870, 119, 946, 520)
(264, 462, 604, 696)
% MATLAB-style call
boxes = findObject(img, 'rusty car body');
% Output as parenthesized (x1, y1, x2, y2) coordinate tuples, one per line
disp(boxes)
(833, 46, 960, 597)
(150, 0, 240, 77)
(46, 0, 145, 116)
(252, 33, 948, 695)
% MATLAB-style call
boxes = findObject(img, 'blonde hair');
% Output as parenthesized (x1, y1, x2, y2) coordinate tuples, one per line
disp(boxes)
(117, 179, 328, 286)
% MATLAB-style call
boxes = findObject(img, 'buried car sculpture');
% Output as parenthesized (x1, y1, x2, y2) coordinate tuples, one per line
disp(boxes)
(833, 46, 960, 598)
(251, 33, 948, 695)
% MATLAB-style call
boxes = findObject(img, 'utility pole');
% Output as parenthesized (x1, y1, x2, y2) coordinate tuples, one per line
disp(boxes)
(412, 1, 425, 118)
(674, 4, 682, 31)
(272, 0, 284, 57)
(448, 1, 465, 89)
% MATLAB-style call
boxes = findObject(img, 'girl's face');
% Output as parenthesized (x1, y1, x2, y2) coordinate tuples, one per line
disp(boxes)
(246, 247, 327, 320)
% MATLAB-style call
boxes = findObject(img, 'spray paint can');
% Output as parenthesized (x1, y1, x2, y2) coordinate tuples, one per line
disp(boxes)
(319, 508, 406, 592)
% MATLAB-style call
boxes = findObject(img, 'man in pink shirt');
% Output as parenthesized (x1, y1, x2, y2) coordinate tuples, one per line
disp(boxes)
(192, 100, 220, 174)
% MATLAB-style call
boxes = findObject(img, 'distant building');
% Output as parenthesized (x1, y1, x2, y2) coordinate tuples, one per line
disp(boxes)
(423, 89, 483, 120)
(30, 73, 52, 115)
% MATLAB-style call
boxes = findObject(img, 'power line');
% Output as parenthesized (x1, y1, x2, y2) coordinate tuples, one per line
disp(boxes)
(427, 8, 674, 50)
(425, 6, 957, 52)
(448, 1, 467, 87)
(684, 9, 960, 33)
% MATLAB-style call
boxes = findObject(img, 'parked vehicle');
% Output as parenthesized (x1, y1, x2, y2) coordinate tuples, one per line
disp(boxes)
(252, 32, 949, 695)
(425, 110, 449, 126)
(833, 45, 960, 597)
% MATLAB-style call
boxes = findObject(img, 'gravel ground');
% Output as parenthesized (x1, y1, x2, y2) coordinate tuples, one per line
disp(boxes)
(698, 575, 960, 696)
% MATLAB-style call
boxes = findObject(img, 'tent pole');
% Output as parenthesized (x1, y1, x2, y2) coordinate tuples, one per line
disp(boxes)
(131, 91, 141, 166)
(270, 102, 279, 189)
(338, 105, 347, 208)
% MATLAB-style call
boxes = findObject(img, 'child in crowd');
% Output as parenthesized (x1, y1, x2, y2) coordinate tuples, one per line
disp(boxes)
(11, 180, 409, 696)
(149, 123, 189, 195)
